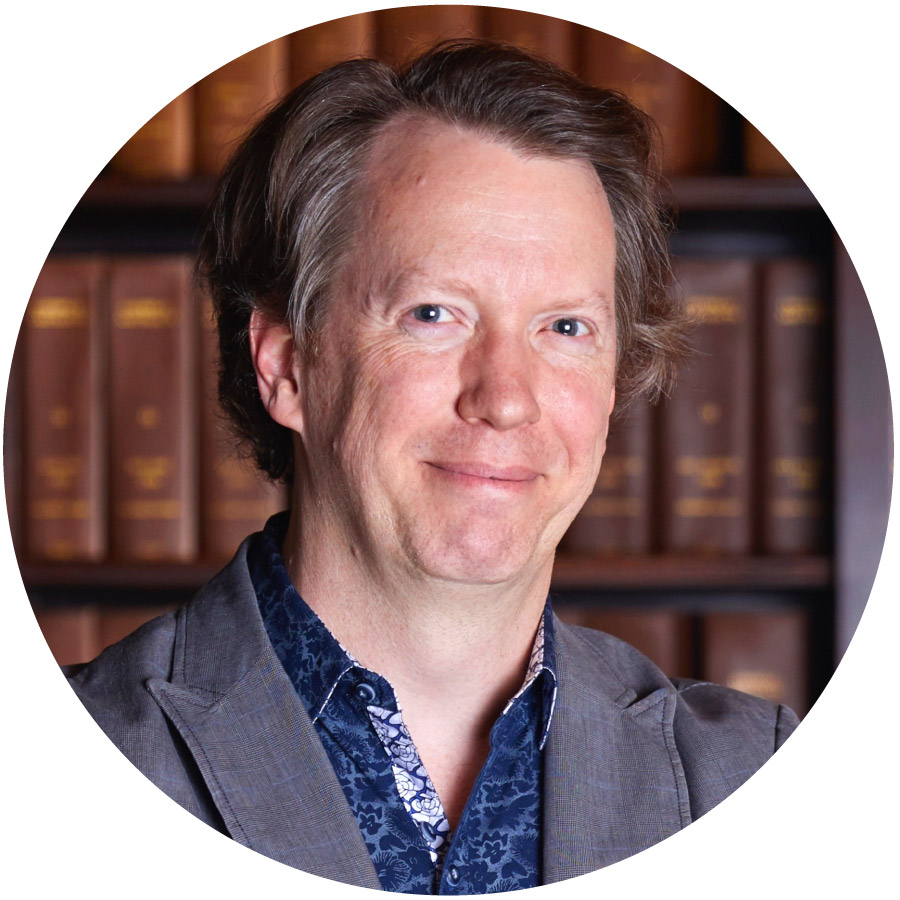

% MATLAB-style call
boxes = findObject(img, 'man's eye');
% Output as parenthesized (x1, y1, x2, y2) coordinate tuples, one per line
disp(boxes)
(412, 304, 450, 323)
(550, 318, 588, 337)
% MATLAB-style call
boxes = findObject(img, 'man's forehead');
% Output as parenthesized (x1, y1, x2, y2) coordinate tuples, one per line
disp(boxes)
(363, 114, 605, 204)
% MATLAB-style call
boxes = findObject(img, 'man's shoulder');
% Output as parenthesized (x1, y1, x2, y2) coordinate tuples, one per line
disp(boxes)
(67, 606, 179, 719)
(556, 619, 799, 757)
(63, 538, 263, 825)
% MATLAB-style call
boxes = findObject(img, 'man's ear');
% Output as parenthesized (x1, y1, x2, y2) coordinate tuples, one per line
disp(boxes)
(248, 309, 305, 433)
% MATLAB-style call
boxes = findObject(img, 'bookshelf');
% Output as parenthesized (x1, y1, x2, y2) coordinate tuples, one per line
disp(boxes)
(10, 10, 891, 721)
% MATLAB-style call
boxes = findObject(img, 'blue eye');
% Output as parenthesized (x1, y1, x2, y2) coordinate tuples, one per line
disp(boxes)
(412, 305, 446, 323)
(551, 318, 586, 336)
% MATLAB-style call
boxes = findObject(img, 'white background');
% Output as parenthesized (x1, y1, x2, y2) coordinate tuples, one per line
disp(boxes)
(3, 1, 896, 896)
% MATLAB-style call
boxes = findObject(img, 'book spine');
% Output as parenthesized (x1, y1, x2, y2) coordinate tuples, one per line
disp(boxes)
(376, 6, 482, 66)
(4, 335, 24, 555)
(562, 401, 652, 554)
(198, 290, 287, 562)
(290, 13, 376, 86)
(195, 38, 290, 175)
(555, 604, 694, 678)
(482, 9, 576, 70)
(23, 257, 106, 561)
(578, 30, 722, 175)
(759, 259, 830, 554)
(108, 256, 198, 561)
(659, 258, 756, 554)
(109, 91, 194, 180)
(702, 610, 809, 716)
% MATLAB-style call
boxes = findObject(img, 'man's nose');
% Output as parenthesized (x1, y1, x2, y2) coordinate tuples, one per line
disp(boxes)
(456, 330, 541, 431)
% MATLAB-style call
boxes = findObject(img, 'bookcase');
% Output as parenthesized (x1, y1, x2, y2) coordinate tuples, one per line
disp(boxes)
(8, 9, 891, 721)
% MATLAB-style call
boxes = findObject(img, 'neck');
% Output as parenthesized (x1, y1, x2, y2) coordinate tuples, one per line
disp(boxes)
(281, 505, 550, 706)
(281, 501, 552, 825)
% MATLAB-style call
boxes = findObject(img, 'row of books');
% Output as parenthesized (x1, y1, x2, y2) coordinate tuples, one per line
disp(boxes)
(33, 601, 811, 716)
(8, 255, 286, 565)
(8, 253, 829, 565)
(565, 255, 830, 556)
(109, 7, 794, 181)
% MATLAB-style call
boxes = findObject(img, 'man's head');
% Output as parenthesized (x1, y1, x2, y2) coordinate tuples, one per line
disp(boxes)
(198, 40, 687, 488)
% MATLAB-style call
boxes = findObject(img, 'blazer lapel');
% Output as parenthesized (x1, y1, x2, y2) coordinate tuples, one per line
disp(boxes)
(146, 542, 381, 890)
(543, 620, 692, 882)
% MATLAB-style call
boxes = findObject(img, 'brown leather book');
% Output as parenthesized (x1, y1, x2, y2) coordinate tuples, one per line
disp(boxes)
(109, 90, 194, 180)
(376, 5, 481, 66)
(555, 604, 694, 678)
(34, 606, 101, 666)
(195, 38, 290, 175)
(744, 120, 797, 176)
(198, 290, 287, 563)
(4, 336, 24, 555)
(759, 259, 830, 554)
(22, 257, 106, 561)
(702, 609, 809, 716)
(482, 9, 575, 70)
(579, 30, 722, 175)
(290, 13, 376, 86)
(562, 401, 652, 554)
(107, 256, 197, 562)
(659, 258, 756, 554)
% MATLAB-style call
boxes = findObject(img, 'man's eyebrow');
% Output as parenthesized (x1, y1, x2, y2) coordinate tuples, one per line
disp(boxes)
(541, 292, 614, 314)
(371, 269, 481, 306)
(368, 270, 614, 316)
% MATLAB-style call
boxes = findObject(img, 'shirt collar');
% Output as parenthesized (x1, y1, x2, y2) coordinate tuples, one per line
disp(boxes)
(249, 511, 558, 745)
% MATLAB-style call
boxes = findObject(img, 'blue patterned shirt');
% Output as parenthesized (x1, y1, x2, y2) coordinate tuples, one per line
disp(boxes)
(248, 512, 558, 893)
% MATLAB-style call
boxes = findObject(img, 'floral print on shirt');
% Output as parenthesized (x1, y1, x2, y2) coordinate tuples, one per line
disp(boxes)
(250, 512, 558, 894)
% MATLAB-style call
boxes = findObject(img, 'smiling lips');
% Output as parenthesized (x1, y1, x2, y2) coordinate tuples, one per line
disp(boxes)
(426, 461, 540, 488)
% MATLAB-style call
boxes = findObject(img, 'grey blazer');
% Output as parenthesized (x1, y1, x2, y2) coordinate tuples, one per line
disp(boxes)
(68, 538, 798, 888)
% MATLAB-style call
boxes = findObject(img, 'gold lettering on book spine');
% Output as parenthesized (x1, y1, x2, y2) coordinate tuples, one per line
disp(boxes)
(117, 500, 182, 520)
(582, 497, 643, 517)
(595, 455, 644, 491)
(675, 456, 743, 489)
(30, 499, 90, 519)
(36, 455, 82, 491)
(122, 456, 172, 491)
(114, 298, 178, 329)
(770, 498, 824, 519)
(685, 295, 742, 324)
(772, 456, 822, 491)
(28, 297, 89, 328)
(674, 497, 742, 518)
(776, 295, 824, 326)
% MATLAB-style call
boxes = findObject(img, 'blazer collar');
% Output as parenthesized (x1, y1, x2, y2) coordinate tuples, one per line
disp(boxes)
(542, 618, 692, 883)
(145, 538, 382, 890)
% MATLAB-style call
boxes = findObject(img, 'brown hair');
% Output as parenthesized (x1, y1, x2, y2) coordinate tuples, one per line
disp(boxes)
(197, 39, 688, 482)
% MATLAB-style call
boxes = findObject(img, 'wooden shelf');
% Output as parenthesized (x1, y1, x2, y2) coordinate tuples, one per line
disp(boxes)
(21, 554, 832, 594)
(75, 174, 819, 215)
(551, 554, 831, 591)
(661, 176, 817, 211)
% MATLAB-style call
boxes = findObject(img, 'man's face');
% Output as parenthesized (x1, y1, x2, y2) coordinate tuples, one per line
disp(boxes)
(295, 120, 618, 587)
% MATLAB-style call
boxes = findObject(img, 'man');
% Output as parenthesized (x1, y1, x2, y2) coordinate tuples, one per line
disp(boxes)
(68, 41, 798, 893)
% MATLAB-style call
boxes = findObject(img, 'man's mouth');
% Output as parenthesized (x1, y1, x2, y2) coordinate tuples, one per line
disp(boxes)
(425, 461, 540, 485)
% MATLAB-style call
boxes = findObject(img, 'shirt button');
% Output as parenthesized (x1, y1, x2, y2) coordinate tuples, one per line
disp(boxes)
(447, 866, 461, 885)
(355, 682, 376, 703)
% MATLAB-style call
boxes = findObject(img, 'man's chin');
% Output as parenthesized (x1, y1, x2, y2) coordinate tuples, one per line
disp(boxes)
(406, 529, 553, 588)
